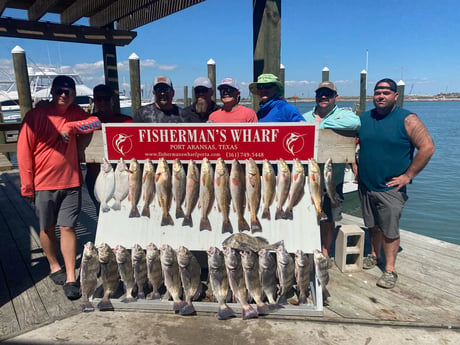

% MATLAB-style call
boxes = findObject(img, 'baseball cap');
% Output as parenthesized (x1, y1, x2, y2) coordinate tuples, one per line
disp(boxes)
(153, 76, 173, 88)
(193, 77, 212, 89)
(248, 73, 283, 95)
(315, 81, 337, 92)
(217, 78, 240, 91)
(374, 78, 397, 92)
(52, 75, 76, 90)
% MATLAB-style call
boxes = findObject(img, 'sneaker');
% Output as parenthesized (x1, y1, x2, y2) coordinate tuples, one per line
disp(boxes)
(362, 254, 377, 269)
(376, 270, 398, 289)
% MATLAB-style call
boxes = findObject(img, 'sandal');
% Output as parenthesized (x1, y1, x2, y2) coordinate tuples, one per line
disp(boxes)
(362, 255, 377, 269)
(63, 281, 81, 300)
(49, 268, 66, 285)
(376, 270, 398, 289)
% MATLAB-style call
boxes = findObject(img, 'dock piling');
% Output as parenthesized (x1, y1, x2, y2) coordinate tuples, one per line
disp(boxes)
(11, 46, 32, 120)
(129, 53, 141, 115)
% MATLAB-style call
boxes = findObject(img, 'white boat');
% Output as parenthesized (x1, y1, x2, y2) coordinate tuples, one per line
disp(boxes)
(0, 66, 93, 122)
(343, 163, 358, 194)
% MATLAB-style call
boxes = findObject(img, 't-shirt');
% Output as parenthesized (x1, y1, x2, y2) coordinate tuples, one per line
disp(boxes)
(132, 103, 187, 123)
(17, 103, 102, 196)
(209, 105, 258, 123)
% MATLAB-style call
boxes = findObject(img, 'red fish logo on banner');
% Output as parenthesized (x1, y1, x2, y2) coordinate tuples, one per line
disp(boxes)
(103, 123, 316, 163)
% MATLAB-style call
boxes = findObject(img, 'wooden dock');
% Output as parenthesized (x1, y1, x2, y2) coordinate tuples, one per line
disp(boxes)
(1, 168, 459, 341)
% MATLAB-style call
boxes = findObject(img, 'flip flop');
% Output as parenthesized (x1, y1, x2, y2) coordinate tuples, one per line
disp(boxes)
(49, 268, 66, 285)
(63, 281, 81, 300)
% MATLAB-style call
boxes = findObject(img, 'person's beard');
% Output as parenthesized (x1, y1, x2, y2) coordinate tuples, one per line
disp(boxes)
(195, 98, 209, 114)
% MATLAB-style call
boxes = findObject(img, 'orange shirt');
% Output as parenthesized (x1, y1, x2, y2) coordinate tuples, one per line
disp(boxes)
(209, 105, 258, 123)
(17, 103, 102, 196)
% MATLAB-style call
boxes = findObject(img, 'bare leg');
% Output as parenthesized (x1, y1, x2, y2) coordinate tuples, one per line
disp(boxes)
(40, 227, 61, 273)
(368, 225, 383, 259)
(320, 221, 335, 256)
(383, 236, 399, 273)
(60, 226, 77, 283)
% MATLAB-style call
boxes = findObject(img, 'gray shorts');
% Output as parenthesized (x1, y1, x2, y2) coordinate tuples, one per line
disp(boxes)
(322, 192, 344, 223)
(35, 187, 82, 230)
(358, 183, 408, 239)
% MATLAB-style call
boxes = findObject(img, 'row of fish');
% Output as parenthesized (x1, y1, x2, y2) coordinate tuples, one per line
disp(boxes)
(80, 233, 331, 320)
(94, 156, 335, 232)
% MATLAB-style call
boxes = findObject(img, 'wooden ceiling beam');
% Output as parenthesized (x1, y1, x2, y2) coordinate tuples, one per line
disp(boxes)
(28, 0, 59, 21)
(60, 0, 113, 25)
(0, 17, 136, 46)
(89, 0, 155, 28)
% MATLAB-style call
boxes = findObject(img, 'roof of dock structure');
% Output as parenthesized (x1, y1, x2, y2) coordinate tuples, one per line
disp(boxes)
(0, 0, 205, 46)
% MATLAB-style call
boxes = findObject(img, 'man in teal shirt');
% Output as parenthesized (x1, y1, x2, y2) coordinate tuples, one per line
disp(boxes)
(303, 81, 360, 262)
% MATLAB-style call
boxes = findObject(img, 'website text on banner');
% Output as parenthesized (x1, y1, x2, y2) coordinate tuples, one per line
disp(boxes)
(103, 123, 316, 163)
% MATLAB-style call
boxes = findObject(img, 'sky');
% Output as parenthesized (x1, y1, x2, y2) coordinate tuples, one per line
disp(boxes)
(0, 0, 459, 99)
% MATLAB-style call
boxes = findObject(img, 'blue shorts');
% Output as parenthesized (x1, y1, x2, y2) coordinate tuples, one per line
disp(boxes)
(35, 187, 82, 230)
(358, 183, 408, 239)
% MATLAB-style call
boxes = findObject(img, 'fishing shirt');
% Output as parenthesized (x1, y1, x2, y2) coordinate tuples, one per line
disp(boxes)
(132, 103, 188, 123)
(358, 106, 414, 192)
(257, 97, 305, 122)
(182, 101, 220, 122)
(17, 103, 102, 197)
(209, 105, 258, 123)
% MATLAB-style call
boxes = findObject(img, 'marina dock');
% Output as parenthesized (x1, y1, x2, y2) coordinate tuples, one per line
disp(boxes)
(1, 168, 459, 343)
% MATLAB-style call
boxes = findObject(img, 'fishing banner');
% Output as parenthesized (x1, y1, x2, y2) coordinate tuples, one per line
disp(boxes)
(102, 123, 316, 163)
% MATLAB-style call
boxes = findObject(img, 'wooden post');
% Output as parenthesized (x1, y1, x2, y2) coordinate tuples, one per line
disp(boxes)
(396, 80, 405, 108)
(358, 70, 367, 115)
(184, 86, 189, 107)
(102, 43, 120, 112)
(322, 67, 329, 82)
(207, 59, 216, 103)
(279, 63, 285, 99)
(11, 46, 32, 119)
(129, 53, 141, 116)
(253, 0, 281, 80)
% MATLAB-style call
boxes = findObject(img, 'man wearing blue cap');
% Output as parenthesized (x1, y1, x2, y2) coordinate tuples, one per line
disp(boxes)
(182, 77, 220, 122)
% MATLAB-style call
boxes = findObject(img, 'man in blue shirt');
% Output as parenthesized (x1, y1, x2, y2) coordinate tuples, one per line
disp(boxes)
(249, 73, 305, 122)
(357, 78, 434, 289)
(304, 81, 361, 262)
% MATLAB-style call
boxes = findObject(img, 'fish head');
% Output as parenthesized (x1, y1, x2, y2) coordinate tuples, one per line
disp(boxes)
(206, 246, 216, 256)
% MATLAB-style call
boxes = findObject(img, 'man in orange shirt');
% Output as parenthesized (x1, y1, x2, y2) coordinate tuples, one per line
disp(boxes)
(17, 75, 101, 300)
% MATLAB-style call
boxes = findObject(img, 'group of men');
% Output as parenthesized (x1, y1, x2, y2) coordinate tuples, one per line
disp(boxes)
(16, 72, 434, 301)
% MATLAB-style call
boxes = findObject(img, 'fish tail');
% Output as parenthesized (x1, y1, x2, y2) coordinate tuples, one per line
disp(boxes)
(175, 207, 185, 219)
(101, 203, 111, 213)
(275, 207, 284, 220)
(80, 301, 95, 313)
(200, 217, 212, 231)
(182, 215, 193, 227)
(111, 201, 121, 211)
(282, 208, 294, 220)
(173, 300, 187, 311)
(238, 217, 250, 232)
(242, 305, 258, 320)
(161, 213, 174, 226)
(180, 302, 196, 316)
(256, 303, 269, 315)
(250, 217, 263, 233)
(222, 219, 234, 234)
(261, 207, 271, 220)
(217, 304, 236, 320)
(96, 299, 114, 311)
(141, 206, 150, 218)
(129, 207, 141, 218)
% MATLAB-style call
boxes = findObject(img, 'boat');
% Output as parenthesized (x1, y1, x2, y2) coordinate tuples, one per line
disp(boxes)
(0, 66, 93, 122)
(343, 163, 358, 194)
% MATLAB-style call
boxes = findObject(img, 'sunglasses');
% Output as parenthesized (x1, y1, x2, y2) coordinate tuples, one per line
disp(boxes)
(195, 87, 209, 94)
(154, 85, 171, 93)
(316, 89, 336, 98)
(94, 96, 111, 102)
(54, 88, 73, 96)
(257, 83, 275, 90)
(219, 87, 237, 94)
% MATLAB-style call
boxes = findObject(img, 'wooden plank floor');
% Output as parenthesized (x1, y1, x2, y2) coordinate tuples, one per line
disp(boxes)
(1, 169, 459, 341)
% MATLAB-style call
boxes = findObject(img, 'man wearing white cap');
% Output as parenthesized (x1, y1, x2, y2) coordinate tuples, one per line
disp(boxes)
(303, 81, 361, 262)
(209, 78, 258, 123)
(133, 76, 187, 123)
(183, 77, 220, 122)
